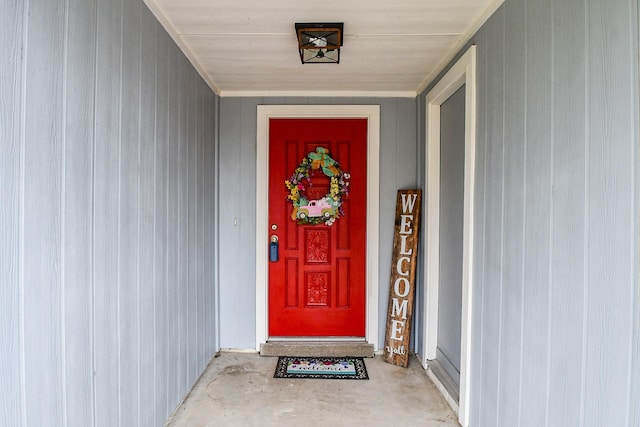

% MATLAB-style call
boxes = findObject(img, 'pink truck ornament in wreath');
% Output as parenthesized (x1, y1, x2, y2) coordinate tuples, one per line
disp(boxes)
(297, 197, 336, 219)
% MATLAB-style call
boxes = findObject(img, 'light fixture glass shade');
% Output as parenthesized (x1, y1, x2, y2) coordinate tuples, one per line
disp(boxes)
(295, 23, 343, 64)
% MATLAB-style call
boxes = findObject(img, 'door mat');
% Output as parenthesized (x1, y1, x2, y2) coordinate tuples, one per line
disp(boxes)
(274, 356, 369, 380)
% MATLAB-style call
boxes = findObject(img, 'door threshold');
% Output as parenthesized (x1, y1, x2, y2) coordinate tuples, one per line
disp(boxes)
(260, 340, 374, 358)
(426, 358, 460, 414)
(267, 336, 367, 342)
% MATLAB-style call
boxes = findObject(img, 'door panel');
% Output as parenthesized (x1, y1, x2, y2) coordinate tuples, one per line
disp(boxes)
(438, 85, 465, 387)
(268, 118, 367, 337)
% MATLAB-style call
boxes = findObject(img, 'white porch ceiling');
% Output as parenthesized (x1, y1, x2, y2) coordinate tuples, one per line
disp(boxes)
(144, 0, 503, 97)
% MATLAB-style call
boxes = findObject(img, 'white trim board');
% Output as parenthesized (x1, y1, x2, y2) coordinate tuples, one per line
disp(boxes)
(416, 0, 503, 95)
(255, 105, 381, 351)
(423, 45, 476, 427)
(220, 90, 417, 98)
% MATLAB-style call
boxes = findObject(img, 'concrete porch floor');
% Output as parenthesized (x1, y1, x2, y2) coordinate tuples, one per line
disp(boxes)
(165, 352, 460, 426)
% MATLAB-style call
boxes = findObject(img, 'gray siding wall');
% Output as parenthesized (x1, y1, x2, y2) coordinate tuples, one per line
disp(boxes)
(0, 0, 218, 426)
(420, 0, 639, 425)
(218, 97, 417, 349)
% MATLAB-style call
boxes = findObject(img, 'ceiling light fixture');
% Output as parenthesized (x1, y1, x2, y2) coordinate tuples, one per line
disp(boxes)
(295, 23, 344, 64)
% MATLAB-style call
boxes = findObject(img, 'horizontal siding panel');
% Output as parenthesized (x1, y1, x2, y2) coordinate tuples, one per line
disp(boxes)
(630, 3, 640, 426)
(0, 0, 24, 425)
(166, 38, 182, 410)
(547, 0, 587, 425)
(3, 0, 219, 426)
(154, 24, 170, 424)
(22, 0, 66, 424)
(436, 0, 640, 426)
(478, 7, 504, 426)
(497, 0, 526, 425)
(584, 0, 636, 425)
(93, 0, 123, 424)
(118, 1, 142, 424)
(138, 8, 157, 426)
(63, 0, 97, 425)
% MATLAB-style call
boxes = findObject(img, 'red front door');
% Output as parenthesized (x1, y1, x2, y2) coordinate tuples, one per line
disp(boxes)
(268, 118, 367, 337)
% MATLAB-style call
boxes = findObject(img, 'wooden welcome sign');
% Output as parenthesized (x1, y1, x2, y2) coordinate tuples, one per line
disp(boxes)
(383, 189, 422, 367)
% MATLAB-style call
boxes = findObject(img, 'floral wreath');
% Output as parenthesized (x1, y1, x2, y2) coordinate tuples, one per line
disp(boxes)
(284, 147, 350, 226)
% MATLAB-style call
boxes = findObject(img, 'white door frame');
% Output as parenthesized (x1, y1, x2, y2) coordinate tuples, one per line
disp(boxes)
(423, 46, 476, 427)
(255, 105, 380, 351)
